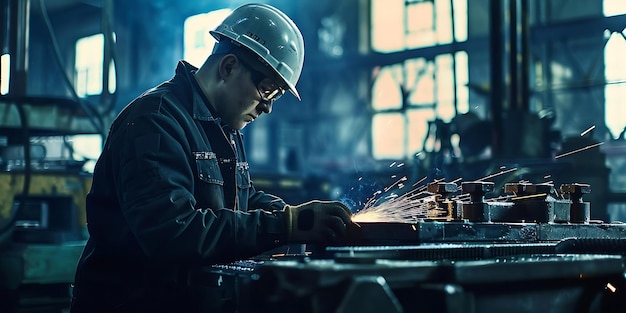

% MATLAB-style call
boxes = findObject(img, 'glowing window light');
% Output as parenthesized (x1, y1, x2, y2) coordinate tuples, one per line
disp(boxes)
(75, 33, 116, 97)
(372, 113, 405, 159)
(604, 30, 626, 139)
(1, 54, 9, 95)
(371, 0, 468, 52)
(370, 0, 468, 160)
(184, 9, 232, 67)
(604, 0, 626, 16)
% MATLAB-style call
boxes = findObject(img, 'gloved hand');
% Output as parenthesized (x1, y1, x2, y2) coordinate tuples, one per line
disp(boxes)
(284, 200, 355, 244)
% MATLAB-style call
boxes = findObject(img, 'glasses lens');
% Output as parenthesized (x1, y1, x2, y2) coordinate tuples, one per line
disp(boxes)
(237, 55, 285, 102)
(258, 79, 285, 101)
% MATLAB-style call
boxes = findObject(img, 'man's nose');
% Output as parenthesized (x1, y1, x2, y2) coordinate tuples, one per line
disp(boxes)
(258, 100, 273, 114)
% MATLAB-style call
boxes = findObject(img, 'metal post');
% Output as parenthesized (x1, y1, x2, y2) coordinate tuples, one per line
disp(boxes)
(8, 0, 29, 96)
(514, 0, 530, 112)
(489, 0, 505, 157)
(102, 0, 114, 98)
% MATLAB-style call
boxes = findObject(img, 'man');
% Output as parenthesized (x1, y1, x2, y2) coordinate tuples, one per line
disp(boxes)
(70, 3, 356, 312)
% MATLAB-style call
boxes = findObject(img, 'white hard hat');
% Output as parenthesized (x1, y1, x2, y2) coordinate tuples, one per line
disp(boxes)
(210, 3, 305, 101)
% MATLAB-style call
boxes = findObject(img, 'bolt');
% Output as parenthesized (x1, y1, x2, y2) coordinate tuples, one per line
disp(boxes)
(560, 183, 591, 203)
(461, 182, 494, 203)
(427, 182, 458, 198)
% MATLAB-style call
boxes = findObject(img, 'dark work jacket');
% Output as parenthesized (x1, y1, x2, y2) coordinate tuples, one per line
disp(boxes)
(70, 61, 287, 313)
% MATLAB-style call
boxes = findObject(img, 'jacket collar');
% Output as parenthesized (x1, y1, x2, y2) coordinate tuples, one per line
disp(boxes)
(175, 60, 240, 136)
(174, 60, 218, 123)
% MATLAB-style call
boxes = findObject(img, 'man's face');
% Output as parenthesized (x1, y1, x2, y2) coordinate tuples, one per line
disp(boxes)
(216, 54, 283, 130)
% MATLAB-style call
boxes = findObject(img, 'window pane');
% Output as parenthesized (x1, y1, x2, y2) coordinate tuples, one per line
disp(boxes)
(407, 109, 436, 156)
(605, 30, 626, 139)
(108, 61, 116, 94)
(436, 54, 454, 102)
(75, 34, 104, 97)
(373, 0, 467, 52)
(76, 34, 103, 67)
(372, 113, 405, 159)
(407, 59, 435, 106)
(184, 9, 233, 67)
(371, 0, 405, 52)
(406, 2, 436, 47)
(369, 0, 468, 161)
(86, 63, 102, 95)
(1, 54, 9, 95)
(455, 51, 469, 114)
(372, 65, 404, 110)
(68, 134, 103, 173)
(453, 0, 468, 42)
(75, 33, 116, 97)
(435, 54, 457, 121)
(407, 2, 433, 34)
(604, 0, 626, 16)
(434, 0, 453, 44)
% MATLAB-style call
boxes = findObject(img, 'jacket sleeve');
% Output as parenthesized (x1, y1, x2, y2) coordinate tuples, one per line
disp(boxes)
(248, 183, 288, 212)
(110, 105, 285, 264)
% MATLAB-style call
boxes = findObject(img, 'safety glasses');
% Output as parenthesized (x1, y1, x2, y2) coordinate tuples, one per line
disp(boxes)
(236, 55, 286, 102)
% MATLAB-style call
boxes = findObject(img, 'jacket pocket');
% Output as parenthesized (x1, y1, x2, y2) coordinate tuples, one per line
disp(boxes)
(195, 157, 224, 185)
(236, 162, 251, 189)
(195, 158, 226, 209)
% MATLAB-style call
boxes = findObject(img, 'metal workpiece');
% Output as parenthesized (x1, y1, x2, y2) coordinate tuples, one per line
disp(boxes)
(569, 200, 591, 223)
(504, 182, 554, 195)
(332, 220, 626, 247)
(416, 181, 594, 224)
(560, 183, 592, 201)
(461, 181, 494, 203)
(427, 182, 462, 221)
(199, 177, 626, 313)
(445, 200, 463, 221)
(460, 181, 495, 222)
(462, 202, 492, 222)
(427, 182, 458, 199)
(496, 182, 569, 223)
(561, 183, 591, 223)
(496, 196, 571, 223)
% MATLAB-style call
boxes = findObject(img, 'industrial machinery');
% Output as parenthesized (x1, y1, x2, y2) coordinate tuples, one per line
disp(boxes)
(196, 180, 626, 313)
(0, 96, 97, 313)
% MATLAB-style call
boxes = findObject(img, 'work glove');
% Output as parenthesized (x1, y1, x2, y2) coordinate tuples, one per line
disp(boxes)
(284, 200, 355, 244)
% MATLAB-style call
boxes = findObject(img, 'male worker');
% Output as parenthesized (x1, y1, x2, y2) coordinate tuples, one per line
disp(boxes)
(69, 3, 355, 312)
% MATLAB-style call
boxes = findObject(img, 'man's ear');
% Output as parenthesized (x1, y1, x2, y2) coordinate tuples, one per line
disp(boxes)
(218, 54, 238, 80)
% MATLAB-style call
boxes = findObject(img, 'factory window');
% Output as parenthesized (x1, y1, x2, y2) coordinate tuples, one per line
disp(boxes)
(603, 0, 626, 138)
(371, 0, 467, 52)
(604, 0, 626, 16)
(370, 0, 468, 159)
(603, 26, 626, 139)
(184, 9, 232, 67)
(74, 33, 116, 97)
(371, 53, 468, 159)
(69, 134, 103, 173)
(0, 54, 8, 95)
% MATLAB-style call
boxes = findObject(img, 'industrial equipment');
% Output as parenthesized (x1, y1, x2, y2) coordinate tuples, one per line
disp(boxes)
(195, 180, 626, 313)
(0, 96, 97, 313)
